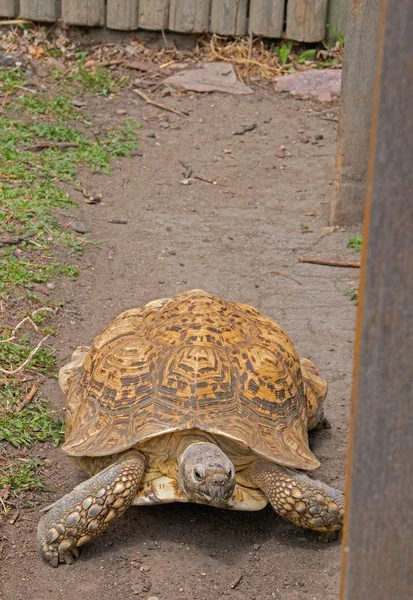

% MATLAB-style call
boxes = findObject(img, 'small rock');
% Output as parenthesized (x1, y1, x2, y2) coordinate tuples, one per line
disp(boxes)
(159, 121, 170, 129)
(147, 597, 159, 600)
(299, 134, 310, 144)
(46, 282, 55, 290)
(147, 132, 156, 138)
(180, 179, 192, 186)
(30, 58, 49, 78)
(315, 134, 324, 140)
(70, 221, 89, 234)
(71, 99, 87, 108)
(44, 459, 52, 468)
(253, 543, 261, 551)
(0, 51, 26, 69)
(116, 109, 127, 115)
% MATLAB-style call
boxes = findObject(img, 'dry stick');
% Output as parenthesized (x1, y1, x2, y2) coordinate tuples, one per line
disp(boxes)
(194, 175, 225, 186)
(0, 335, 50, 375)
(271, 271, 302, 285)
(0, 20, 33, 26)
(298, 256, 361, 268)
(15, 383, 38, 413)
(29, 142, 79, 152)
(132, 88, 189, 118)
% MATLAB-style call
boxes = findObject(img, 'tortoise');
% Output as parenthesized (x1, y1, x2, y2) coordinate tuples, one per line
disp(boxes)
(38, 289, 344, 566)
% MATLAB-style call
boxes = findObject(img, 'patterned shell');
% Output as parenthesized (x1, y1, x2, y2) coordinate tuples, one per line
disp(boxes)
(62, 290, 319, 470)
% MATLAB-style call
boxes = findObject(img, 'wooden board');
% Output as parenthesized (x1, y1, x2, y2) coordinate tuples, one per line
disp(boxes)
(169, 0, 211, 33)
(249, 0, 284, 38)
(326, 0, 348, 44)
(62, 0, 105, 26)
(210, 0, 248, 36)
(107, 0, 139, 31)
(286, 0, 328, 42)
(138, 0, 170, 30)
(340, 2, 413, 598)
(0, 0, 16, 17)
(20, 0, 56, 22)
(330, 0, 381, 225)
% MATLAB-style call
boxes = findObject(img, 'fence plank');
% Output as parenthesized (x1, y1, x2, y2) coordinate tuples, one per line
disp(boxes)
(286, 0, 328, 42)
(169, 0, 211, 33)
(330, 0, 381, 226)
(62, 0, 105, 26)
(20, 0, 56, 22)
(138, 0, 170, 30)
(107, 0, 139, 30)
(0, 0, 16, 17)
(210, 0, 248, 36)
(340, 1, 413, 597)
(326, 0, 347, 44)
(249, 0, 284, 38)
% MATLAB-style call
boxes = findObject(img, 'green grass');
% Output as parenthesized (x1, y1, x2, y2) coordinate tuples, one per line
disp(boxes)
(0, 459, 45, 494)
(0, 401, 64, 448)
(0, 67, 27, 93)
(347, 235, 363, 252)
(16, 93, 89, 124)
(51, 57, 126, 97)
(0, 63, 140, 509)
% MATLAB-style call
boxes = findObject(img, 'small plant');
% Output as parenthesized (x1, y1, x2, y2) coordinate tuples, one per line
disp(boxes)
(343, 286, 359, 304)
(347, 235, 363, 252)
(297, 49, 317, 64)
(275, 40, 293, 66)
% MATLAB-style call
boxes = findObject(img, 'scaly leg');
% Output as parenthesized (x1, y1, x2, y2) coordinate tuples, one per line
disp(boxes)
(250, 460, 344, 540)
(37, 450, 145, 567)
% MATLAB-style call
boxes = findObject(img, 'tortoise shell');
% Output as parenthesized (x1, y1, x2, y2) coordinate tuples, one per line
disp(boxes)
(62, 290, 319, 470)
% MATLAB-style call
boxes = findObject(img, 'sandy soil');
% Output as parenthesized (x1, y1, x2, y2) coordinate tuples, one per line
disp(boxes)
(0, 85, 359, 600)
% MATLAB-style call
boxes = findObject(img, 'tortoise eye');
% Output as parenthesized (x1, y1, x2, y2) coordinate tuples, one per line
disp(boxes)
(194, 469, 203, 481)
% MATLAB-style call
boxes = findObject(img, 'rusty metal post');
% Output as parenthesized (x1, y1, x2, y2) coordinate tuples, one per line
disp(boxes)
(340, 1, 413, 598)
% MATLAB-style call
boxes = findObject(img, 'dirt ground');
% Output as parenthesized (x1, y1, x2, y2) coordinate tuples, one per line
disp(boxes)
(1, 84, 359, 600)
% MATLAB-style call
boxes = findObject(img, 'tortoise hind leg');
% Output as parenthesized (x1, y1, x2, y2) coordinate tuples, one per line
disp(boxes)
(37, 450, 145, 567)
(250, 460, 344, 540)
(300, 358, 328, 430)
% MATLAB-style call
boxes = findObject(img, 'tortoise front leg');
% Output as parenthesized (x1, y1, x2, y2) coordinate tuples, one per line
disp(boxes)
(250, 460, 344, 540)
(37, 450, 145, 567)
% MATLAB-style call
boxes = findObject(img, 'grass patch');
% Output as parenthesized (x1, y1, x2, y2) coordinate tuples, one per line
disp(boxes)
(0, 402, 64, 448)
(16, 93, 89, 124)
(0, 459, 45, 496)
(347, 235, 363, 252)
(0, 62, 140, 509)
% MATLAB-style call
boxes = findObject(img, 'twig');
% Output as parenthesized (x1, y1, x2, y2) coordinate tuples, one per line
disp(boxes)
(230, 574, 243, 589)
(233, 123, 257, 136)
(15, 384, 38, 412)
(29, 142, 79, 152)
(132, 88, 189, 118)
(0, 336, 50, 375)
(0, 19, 33, 26)
(194, 175, 225, 186)
(271, 271, 302, 285)
(298, 256, 361, 268)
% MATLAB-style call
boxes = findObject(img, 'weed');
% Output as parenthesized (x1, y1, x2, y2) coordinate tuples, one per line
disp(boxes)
(347, 236, 363, 252)
(275, 40, 293, 66)
(343, 286, 359, 304)
(297, 49, 317, 64)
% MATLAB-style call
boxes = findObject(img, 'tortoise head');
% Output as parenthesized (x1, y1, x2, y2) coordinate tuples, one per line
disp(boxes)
(178, 442, 236, 507)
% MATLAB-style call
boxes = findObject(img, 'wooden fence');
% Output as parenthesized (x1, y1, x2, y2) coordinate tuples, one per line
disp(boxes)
(0, 0, 347, 43)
